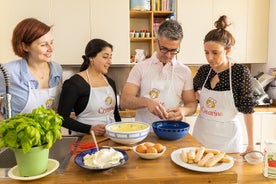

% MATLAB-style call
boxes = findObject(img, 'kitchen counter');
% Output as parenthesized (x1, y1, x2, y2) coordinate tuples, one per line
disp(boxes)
(120, 106, 276, 118)
(1, 133, 275, 184)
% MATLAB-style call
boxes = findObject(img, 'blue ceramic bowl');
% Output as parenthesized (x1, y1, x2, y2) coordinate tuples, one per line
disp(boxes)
(152, 120, 190, 140)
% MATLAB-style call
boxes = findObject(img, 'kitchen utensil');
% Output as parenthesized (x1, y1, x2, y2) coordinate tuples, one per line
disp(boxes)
(105, 121, 150, 145)
(90, 131, 99, 152)
(152, 120, 190, 140)
(252, 73, 273, 105)
(243, 151, 263, 165)
(133, 145, 166, 159)
(70, 137, 110, 154)
(171, 147, 234, 172)
(102, 146, 133, 151)
(74, 148, 128, 171)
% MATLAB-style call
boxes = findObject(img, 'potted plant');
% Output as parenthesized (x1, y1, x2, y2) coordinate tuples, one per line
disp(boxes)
(0, 106, 63, 177)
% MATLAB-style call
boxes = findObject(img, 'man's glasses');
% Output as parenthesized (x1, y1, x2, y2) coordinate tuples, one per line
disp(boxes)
(157, 40, 180, 55)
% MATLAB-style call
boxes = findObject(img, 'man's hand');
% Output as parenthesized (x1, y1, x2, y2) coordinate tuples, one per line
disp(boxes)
(146, 99, 168, 120)
(167, 107, 184, 121)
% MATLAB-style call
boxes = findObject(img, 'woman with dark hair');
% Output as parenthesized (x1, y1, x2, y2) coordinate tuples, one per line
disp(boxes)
(193, 15, 255, 155)
(0, 18, 62, 119)
(58, 38, 121, 135)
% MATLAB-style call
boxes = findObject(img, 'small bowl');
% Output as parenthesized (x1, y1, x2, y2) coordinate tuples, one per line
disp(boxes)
(152, 120, 190, 140)
(243, 151, 264, 165)
(106, 121, 150, 145)
(133, 145, 166, 159)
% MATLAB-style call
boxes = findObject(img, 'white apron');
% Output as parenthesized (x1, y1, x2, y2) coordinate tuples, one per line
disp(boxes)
(21, 81, 61, 114)
(192, 65, 242, 153)
(72, 71, 115, 135)
(136, 62, 180, 124)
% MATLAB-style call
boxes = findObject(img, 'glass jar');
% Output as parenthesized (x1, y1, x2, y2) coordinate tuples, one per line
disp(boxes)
(263, 139, 276, 179)
(135, 49, 145, 63)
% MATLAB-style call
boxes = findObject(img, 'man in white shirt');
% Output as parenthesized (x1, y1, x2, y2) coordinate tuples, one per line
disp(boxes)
(120, 19, 197, 124)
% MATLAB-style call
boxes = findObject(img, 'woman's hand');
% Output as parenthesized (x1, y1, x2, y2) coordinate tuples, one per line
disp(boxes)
(90, 124, 106, 136)
(240, 145, 255, 156)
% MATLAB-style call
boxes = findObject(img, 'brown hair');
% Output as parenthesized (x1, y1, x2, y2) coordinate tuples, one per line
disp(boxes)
(204, 15, 235, 49)
(80, 38, 113, 72)
(12, 18, 52, 60)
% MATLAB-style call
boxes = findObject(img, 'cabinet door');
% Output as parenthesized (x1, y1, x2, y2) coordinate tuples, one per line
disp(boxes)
(177, 0, 212, 64)
(213, 0, 247, 63)
(261, 113, 276, 151)
(184, 115, 198, 134)
(51, 0, 90, 65)
(238, 113, 262, 151)
(246, 0, 269, 63)
(90, 0, 130, 64)
(0, 0, 51, 63)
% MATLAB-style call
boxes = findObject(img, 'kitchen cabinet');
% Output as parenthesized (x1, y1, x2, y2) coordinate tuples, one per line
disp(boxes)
(0, 0, 130, 65)
(177, 0, 269, 64)
(52, 0, 130, 65)
(260, 113, 276, 151)
(51, 0, 90, 65)
(184, 115, 197, 134)
(91, 0, 130, 65)
(237, 113, 262, 151)
(130, 0, 175, 61)
(0, 0, 51, 63)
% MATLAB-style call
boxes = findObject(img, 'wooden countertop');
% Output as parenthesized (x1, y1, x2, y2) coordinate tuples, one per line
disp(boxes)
(120, 106, 276, 118)
(1, 133, 275, 184)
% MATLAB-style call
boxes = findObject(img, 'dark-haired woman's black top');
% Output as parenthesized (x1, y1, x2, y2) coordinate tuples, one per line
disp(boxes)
(58, 74, 121, 134)
(193, 63, 255, 114)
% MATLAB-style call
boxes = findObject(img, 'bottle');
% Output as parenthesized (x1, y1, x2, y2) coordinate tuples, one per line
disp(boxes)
(263, 139, 276, 178)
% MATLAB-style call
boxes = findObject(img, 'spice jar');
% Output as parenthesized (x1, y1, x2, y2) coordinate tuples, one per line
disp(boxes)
(263, 139, 276, 179)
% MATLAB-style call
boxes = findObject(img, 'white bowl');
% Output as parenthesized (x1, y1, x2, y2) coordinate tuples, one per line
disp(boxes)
(105, 122, 150, 145)
(133, 145, 166, 159)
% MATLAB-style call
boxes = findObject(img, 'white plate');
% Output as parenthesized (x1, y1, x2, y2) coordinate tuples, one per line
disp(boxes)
(8, 159, 59, 180)
(171, 147, 234, 172)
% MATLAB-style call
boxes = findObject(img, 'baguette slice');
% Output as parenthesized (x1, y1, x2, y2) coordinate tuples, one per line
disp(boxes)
(197, 152, 214, 167)
(204, 148, 220, 155)
(194, 146, 205, 163)
(205, 152, 225, 167)
(187, 148, 196, 160)
(219, 156, 231, 163)
(181, 149, 188, 163)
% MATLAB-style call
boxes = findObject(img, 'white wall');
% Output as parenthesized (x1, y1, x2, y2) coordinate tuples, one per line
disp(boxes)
(251, 0, 276, 75)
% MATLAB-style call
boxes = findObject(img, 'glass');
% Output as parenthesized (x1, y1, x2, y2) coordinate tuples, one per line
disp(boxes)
(157, 40, 180, 55)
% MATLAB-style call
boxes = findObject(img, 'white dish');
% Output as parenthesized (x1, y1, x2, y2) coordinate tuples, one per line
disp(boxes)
(171, 147, 234, 172)
(133, 145, 166, 159)
(8, 159, 59, 181)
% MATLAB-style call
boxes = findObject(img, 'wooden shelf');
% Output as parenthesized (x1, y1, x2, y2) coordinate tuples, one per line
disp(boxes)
(129, 1, 175, 61)
(130, 10, 152, 18)
(130, 38, 152, 42)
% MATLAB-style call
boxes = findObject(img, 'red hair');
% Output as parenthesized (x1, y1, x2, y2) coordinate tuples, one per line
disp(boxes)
(12, 18, 52, 60)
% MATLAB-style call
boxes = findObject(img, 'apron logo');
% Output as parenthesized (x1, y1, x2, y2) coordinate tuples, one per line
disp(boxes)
(45, 98, 55, 109)
(206, 97, 216, 108)
(105, 96, 112, 106)
(149, 88, 160, 99)
(98, 106, 114, 114)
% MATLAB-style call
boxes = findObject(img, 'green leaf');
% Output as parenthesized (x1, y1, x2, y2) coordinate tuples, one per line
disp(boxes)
(0, 105, 63, 152)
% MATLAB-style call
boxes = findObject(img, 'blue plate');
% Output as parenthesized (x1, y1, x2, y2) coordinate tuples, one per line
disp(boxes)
(74, 148, 128, 171)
